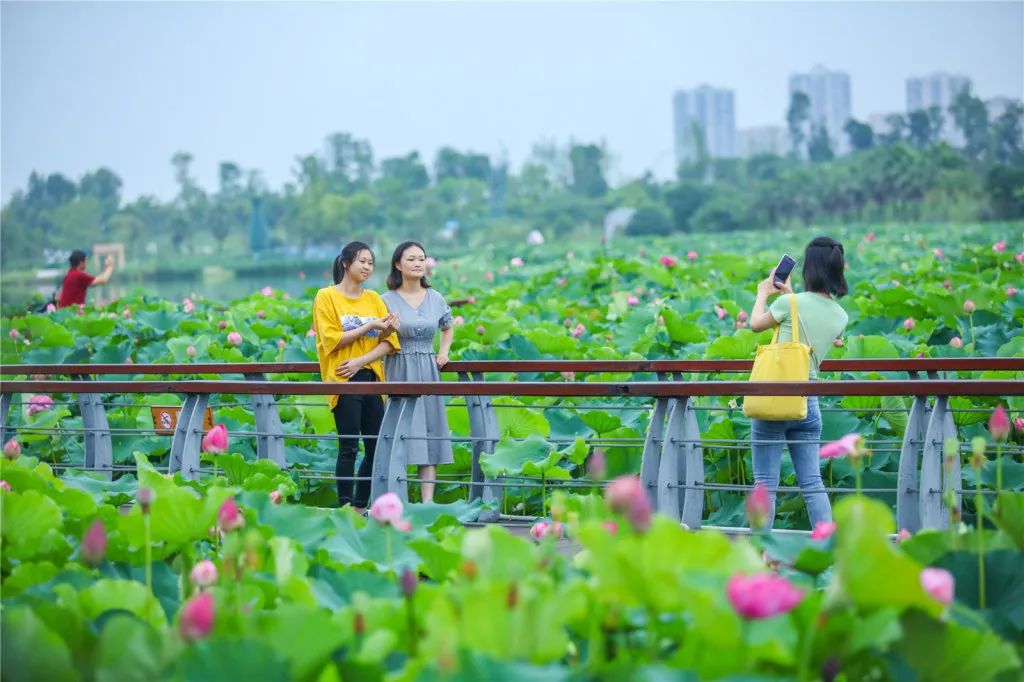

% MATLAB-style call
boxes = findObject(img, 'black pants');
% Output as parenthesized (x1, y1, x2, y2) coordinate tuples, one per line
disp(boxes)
(332, 369, 385, 507)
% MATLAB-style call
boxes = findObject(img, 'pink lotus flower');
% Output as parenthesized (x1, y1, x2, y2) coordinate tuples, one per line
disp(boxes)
(896, 528, 912, 543)
(933, 248, 944, 260)
(8, 328, 20, 339)
(256, 310, 266, 319)
(425, 257, 437, 267)
(566, 251, 574, 260)
(510, 257, 524, 267)
(627, 295, 640, 306)
(949, 336, 963, 349)
(217, 496, 245, 531)
(746, 484, 772, 529)
(1017, 252, 1024, 264)
(183, 298, 195, 313)
(306, 328, 316, 337)
(467, 296, 477, 304)
(190, 560, 218, 587)
(556, 278, 567, 286)
(891, 280, 901, 287)
(726, 573, 804, 620)
(943, 279, 952, 291)
(277, 339, 286, 350)
(993, 240, 1006, 252)
(1007, 287, 1017, 297)
(605, 475, 652, 532)
(561, 371, 576, 382)
(920, 567, 954, 606)
(179, 592, 215, 641)
(298, 271, 306, 280)
(0, 481, 9, 493)
(1015, 416, 1024, 433)
(27, 395, 53, 416)
(370, 492, 405, 525)
(45, 303, 57, 313)
(687, 250, 698, 261)
(485, 271, 494, 282)
(3, 438, 20, 459)
(401, 568, 418, 597)
(218, 320, 227, 330)
(22, 339, 30, 346)
(660, 255, 678, 268)
(187, 345, 197, 357)
(810, 521, 837, 541)
(529, 521, 551, 540)
(603, 520, 618, 534)
(867, 232, 875, 242)
(737, 310, 748, 323)
(963, 299, 976, 313)
(125, 357, 134, 365)
(81, 519, 107, 566)
(122, 309, 132, 319)
(137, 487, 155, 514)
(269, 489, 283, 504)
(833, 338, 844, 347)
(453, 316, 465, 326)
(226, 331, 243, 345)
(475, 324, 486, 336)
(903, 317, 915, 331)
(202, 424, 229, 454)
(564, 318, 572, 328)
(715, 305, 727, 320)
(820, 433, 862, 459)
(572, 323, 585, 338)
(76, 305, 85, 316)
(989, 405, 1010, 441)
(261, 286, 274, 296)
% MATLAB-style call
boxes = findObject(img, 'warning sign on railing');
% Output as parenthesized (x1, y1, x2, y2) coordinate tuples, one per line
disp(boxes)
(151, 406, 215, 436)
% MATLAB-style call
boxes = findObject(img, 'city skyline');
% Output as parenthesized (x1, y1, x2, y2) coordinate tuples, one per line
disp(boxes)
(3, 2, 1021, 199)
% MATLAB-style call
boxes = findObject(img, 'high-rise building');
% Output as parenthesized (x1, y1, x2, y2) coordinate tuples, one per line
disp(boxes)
(906, 72, 971, 145)
(672, 85, 736, 168)
(788, 65, 852, 155)
(736, 126, 788, 157)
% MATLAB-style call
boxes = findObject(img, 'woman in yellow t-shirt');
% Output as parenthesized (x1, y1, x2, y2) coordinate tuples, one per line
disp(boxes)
(313, 241, 400, 511)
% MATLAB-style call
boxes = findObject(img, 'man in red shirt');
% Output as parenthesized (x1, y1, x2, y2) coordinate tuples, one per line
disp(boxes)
(58, 250, 115, 308)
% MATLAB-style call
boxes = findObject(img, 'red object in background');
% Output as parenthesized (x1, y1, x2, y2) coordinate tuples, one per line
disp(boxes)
(58, 268, 95, 307)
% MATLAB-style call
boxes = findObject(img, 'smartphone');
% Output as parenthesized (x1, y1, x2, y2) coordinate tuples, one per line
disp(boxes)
(773, 254, 796, 288)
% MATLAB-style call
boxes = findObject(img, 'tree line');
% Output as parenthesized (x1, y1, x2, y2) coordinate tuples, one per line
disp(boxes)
(2, 84, 1021, 269)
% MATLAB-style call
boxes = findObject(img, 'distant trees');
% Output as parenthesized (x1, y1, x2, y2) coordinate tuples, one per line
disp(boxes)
(2, 101, 1022, 269)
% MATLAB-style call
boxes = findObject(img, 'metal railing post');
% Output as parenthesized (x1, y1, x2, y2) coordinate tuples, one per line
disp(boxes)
(0, 392, 13, 445)
(245, 373, 286, 468)
(920, 394, 957, 528)
(657, 396, 688, 521)
(679, 398, 705, 529)
(78, 376, 113, 481)
(169, 394, 209, 481)
(639, 372, 673, 510)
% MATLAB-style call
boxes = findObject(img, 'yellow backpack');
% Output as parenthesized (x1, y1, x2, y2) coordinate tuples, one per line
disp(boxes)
(742, 295, 811, 420)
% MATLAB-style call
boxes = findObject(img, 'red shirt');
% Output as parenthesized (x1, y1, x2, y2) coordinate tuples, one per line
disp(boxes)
(58, 268, 95, 307)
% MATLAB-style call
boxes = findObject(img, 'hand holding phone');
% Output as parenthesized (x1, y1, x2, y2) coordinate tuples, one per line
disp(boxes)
(773, 254, 796, 289)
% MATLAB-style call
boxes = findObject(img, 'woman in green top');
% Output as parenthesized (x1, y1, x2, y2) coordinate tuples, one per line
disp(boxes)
(748, 236, 850, 529)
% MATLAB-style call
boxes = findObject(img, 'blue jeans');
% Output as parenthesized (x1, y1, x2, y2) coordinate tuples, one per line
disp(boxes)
(750, 397, 832, 529)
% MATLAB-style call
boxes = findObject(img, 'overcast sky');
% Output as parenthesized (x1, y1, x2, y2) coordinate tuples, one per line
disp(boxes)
(2, 1, 1022, 201)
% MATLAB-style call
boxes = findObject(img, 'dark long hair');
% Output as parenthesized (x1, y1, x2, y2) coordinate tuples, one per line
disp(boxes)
(386, 241, 432, 291)
(802, 236, 848, 298)
(332, 241, 374, 284)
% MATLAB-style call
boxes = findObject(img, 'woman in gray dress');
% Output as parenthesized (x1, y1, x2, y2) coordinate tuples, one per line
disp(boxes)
(382, 241, 455, 503)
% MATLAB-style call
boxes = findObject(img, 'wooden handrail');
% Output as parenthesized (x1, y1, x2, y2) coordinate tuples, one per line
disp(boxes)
(3, 379, 1022, 397)
(1, 358, 1021, 376)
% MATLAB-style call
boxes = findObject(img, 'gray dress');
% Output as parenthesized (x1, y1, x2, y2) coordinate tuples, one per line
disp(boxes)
(381, 288, 455, 466)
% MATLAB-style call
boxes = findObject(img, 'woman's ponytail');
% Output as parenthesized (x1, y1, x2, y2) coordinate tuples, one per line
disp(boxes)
(332, 253, 345, 284)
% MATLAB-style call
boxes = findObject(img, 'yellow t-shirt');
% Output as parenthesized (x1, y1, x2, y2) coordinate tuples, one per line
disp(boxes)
(313, 286, 400, 409)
